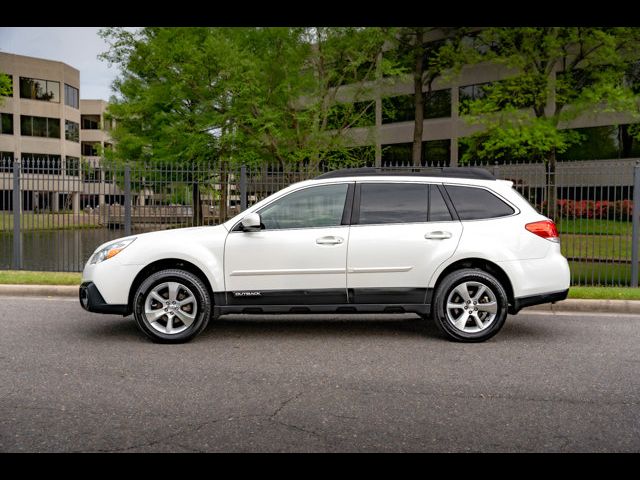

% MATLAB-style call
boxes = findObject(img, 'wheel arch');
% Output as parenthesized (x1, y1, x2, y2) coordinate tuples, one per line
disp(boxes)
(127, 258, 215, 314)
(430, 258, 515, 308)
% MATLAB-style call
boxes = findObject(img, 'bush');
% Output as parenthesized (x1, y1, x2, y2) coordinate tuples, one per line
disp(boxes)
(548, 199, 632, 220)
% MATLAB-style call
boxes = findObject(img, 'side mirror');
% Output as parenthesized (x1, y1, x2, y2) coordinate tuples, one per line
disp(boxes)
(240, 212, 262, 231)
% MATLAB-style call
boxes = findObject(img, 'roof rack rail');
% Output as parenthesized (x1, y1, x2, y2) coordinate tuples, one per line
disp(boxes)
(315, 166, 496, 181)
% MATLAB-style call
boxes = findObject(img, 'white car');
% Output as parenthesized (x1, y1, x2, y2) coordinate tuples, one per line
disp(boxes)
(80, 167, 570, 343)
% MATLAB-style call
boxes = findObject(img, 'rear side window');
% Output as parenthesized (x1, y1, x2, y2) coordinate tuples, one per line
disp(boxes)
(444, 185, 514, 220)
(358, 183, 428, 224)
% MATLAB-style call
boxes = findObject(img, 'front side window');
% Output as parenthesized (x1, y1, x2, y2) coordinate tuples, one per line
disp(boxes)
(259, 183, 348, 230)
(445, 185, 514, 220)
(358, 183, 428, 225)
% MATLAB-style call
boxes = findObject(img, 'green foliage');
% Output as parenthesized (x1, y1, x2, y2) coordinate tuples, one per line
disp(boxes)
(459, 27, 640, 164)
(99, 27, 389, 169)
(0, 73, 12, 104)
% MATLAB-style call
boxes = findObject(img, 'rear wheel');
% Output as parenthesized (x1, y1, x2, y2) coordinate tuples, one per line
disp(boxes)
(133, 269, 211, 343)
(432, 269, 508, 342)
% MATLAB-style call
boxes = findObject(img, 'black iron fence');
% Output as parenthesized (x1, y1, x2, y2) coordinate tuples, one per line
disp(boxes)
(1, 157, 638, 287)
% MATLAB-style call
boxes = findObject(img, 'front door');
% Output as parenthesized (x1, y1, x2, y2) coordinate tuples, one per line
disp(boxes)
(224, 182, 352, 305)
(347, 182, 462, 304)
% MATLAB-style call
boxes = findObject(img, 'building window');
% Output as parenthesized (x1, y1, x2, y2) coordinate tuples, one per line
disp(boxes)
(19, 77, 60, 103)
(382, 90, 451, 124)
(64, 84, 79, 109)
(381, 140, 451, 166)
(382, 95, 415, 124)
(81, 115, 100, 129)
(0, 151, 14, 173)
(20, 115, 60, 139)
(21, 153, 61, 174)
(83, 167, 101, 183)
(424, 89, 451, 119)
(65, 120, 79, 142)
(1, 113, 13, 134)
(422, 139, 451, 166)
(459, 82, 491, 115)
(327, 101, 375, 129)
(558, 124, 640, 161)
(381, 142, 413, 166)
(82, 142, 100, 156)
(65, 156, 79, 176)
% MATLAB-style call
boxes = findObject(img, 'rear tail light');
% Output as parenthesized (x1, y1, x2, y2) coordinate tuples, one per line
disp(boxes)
(525, 220, 559, 242)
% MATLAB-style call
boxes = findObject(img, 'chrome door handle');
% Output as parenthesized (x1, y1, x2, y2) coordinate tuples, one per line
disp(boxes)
(316, 236, 344, 245)
(425, 231, 452, 240)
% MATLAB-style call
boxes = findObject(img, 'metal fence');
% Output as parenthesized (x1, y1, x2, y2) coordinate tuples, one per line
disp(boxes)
(1, 157, 638, 287)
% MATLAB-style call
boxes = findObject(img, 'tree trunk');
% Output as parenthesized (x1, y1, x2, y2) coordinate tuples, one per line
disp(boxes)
(192, 180, 202, 226)
(412, 43, 425, 167)
(546, 148, 557, 221)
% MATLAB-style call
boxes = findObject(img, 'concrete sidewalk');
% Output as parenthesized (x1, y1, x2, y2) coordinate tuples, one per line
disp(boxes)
(2, 284, 639, 315)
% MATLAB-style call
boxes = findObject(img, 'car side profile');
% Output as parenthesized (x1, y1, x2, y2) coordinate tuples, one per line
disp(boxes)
(80, 167, 570, 343)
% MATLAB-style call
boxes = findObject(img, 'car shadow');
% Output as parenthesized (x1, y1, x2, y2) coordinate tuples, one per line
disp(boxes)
(81, 313, 550, 344)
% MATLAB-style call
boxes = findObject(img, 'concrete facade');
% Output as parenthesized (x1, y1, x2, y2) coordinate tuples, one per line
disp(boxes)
(335, 37, 639, 166)
(0, 53, 119, 212)
(0, 52, 81, 164)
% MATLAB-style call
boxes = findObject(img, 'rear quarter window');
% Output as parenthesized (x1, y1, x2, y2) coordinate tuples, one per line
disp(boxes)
(444, 185, 515, 220)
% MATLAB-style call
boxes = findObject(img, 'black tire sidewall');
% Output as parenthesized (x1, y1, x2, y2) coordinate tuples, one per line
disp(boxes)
(133, 269, 211, 343)
(433, 268, 508, 343)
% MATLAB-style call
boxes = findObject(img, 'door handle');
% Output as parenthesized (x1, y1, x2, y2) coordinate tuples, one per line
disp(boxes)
(316, 236, 344, 245)
(425, 231, 452, 240)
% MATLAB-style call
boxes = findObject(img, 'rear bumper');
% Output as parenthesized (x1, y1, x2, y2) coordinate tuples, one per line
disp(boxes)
(79, 282, 129, 315)
(509, 288, 569, 314)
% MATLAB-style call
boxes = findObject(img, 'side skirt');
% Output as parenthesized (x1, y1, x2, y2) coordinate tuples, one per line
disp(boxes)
(214, 303, 431, 316)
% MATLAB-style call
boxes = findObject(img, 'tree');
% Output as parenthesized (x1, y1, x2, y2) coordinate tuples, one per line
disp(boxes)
(387, 28, 468, 166)
(0, 73, 12, 103)
(99, 27, 387, 224)
(457, 28, 640, 218)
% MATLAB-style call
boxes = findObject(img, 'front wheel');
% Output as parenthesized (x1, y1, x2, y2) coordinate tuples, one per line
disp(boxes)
(133, 269, 211, 343)
(432, 269, 508, 342)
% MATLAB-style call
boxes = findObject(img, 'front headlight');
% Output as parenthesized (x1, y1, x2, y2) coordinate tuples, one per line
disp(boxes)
(90, 238, 136, 264)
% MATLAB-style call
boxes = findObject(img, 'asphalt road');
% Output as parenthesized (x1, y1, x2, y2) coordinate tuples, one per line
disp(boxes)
(1, 296, 639, 452)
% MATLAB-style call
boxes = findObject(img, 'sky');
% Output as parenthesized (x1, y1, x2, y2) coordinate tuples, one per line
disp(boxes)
(0, 27, 136, 101)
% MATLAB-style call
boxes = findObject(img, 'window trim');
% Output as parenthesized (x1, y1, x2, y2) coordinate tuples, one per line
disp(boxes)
(442, 183, 520, 221)
(231, 182, 354, 232)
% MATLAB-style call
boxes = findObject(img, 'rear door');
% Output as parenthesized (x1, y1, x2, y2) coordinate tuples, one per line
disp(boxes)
(346, 182, 462, 304)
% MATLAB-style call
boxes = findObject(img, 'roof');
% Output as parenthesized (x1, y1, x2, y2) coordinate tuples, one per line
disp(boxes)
(315, 167, 495, 181)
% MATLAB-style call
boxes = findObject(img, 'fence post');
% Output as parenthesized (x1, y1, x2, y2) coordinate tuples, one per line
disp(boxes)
(631, 161, 640, 288)
(240, 164, 247, 212)
(12, 161, 21, 270)
(124, 165, 132, 237)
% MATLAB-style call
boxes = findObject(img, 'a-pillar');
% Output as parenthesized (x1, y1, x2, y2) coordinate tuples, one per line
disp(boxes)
(138, 191, 145, 206)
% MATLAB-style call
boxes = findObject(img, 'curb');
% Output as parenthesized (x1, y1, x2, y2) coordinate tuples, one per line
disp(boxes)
(0, 284, 78, 297)
(524, 298, 640, 315)
(1, 284, 639, 315)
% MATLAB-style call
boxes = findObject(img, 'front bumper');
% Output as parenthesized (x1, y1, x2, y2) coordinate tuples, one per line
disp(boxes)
(79, 282, 129, 315)
(508, 288, 569, 314)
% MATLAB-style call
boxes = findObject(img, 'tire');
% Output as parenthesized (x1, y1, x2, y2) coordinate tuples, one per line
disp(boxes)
(133, 268, 211, 343)
(432, 268, 508, 343)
